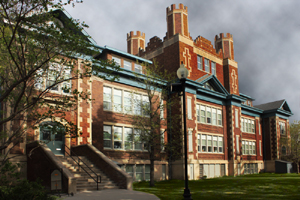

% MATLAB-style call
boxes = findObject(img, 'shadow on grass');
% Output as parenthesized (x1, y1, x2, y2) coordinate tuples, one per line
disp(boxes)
(133, 173, 300, 200)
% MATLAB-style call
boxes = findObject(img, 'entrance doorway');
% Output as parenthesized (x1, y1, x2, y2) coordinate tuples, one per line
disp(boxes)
(40, 121, 65, 155)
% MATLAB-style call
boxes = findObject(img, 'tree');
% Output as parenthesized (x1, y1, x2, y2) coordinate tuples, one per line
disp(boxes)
(128, 61, 181, 186)
(0, 0, 119, 167)
(280, 121, 300, 173)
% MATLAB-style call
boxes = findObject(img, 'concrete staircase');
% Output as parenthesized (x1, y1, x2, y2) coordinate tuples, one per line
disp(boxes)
(57, 156, 119, 191)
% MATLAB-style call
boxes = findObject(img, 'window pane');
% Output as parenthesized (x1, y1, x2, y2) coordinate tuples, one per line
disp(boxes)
(196, 105, 200, 122)
(124, 60, 131, 70)
(134, 129, 142, 150)
(136, 165, 143, 181)
(212, 108, 217, 125)
(201, 135, 207, 152)
(145, 165, 150, 181)
(124, 128, 133, 150)
(135, 64, 142, 73)
(206, 107, 211, 124)
(213, 136, 218, 153)
(103, 87, 112, 110)
(103, 125, 112, 148)
(211, 62, 216, 75)
(197, 55, 202, 70)
(114, 126, 122, 149)
(142, 95, 150, 117)
(114, 89, 122, 112)
(204, 59, 209, 72)
(200, 106, 206, 123)
(124, 91, 132, 114)
(207, 135, 212, 152)
(112, 57, 121, 66)
(218, 137, 223, 153)
(217, 110, 222, 126)
(133, 94, 141, 115)
(126, 165, 133, 177)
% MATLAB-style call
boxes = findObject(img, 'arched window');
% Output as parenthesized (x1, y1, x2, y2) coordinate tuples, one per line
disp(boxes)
(281, 146, 286, 155)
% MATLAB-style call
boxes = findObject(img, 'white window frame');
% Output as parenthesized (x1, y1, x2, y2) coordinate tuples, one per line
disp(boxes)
(211, 62, 216, 75)
(242, 140, 256, 155)
(197, 55, 202, 70)
(198, 134, 223, 153)
(103, 125, 149, 151)
(204, 58, 210, 72)
(241, 117, 255, 133)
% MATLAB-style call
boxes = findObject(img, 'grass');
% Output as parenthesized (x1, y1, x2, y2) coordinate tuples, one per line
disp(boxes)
(133, 173, 300, 200)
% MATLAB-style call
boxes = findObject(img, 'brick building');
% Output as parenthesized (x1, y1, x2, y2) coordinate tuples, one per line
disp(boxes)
(126, 3, 293, 178)
(2, 4, 293, 190)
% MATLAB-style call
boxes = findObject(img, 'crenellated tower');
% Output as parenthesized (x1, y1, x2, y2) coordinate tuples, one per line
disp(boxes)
(215, 33, 235, 60)
(127, 31, 145, 56)
(166, 3, 190, 39)
(215, 33, 239, 95)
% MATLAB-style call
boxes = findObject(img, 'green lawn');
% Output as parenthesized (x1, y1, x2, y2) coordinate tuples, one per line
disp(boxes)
(133, 173, 300, 200)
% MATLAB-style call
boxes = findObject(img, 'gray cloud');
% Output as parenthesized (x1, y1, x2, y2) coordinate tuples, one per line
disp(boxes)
(65, 0, 300, 121)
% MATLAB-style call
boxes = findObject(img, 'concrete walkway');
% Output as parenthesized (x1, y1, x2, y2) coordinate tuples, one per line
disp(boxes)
(60, 189, 160, 200)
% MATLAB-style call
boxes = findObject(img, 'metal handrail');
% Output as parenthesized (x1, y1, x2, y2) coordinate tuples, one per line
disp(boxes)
(64, 145, 101, 190)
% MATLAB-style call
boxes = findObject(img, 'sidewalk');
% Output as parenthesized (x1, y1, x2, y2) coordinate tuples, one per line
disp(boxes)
(60, 189, 160, 200)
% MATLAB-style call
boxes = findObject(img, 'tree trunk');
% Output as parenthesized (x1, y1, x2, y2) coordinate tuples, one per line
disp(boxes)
(297, 163, 299, 174)
(150, 158, 155, 186)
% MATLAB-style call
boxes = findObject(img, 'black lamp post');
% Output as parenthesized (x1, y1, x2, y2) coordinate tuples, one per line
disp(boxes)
(173, 63, 192, 200)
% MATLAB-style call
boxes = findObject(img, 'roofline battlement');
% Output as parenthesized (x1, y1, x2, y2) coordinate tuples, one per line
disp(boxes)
(127, 31, 145, 39)
(215, 33, 233, 40)
(166, 3, 188, 14)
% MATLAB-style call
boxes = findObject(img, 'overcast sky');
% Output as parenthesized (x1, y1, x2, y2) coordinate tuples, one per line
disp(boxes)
(64, 0, 300, 121)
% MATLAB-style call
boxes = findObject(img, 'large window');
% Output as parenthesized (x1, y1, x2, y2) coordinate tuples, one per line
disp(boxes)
(198, 134, 223, 153)
(196, 105, 222, 126)
(244, 163, 258, 175)
(124, 164, 151, 182)
(241, 118, 255, 133)
(103, 86, 150, 116)
(103, 125, 147, 151)
(197, 55, 202, 70)
(279, 122, 286, 135)
(35, 63, 71, 94)
(242, 140, 256, 155)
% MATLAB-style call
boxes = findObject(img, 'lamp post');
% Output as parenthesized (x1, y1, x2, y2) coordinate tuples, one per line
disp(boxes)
(176, 63, 192, 200)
